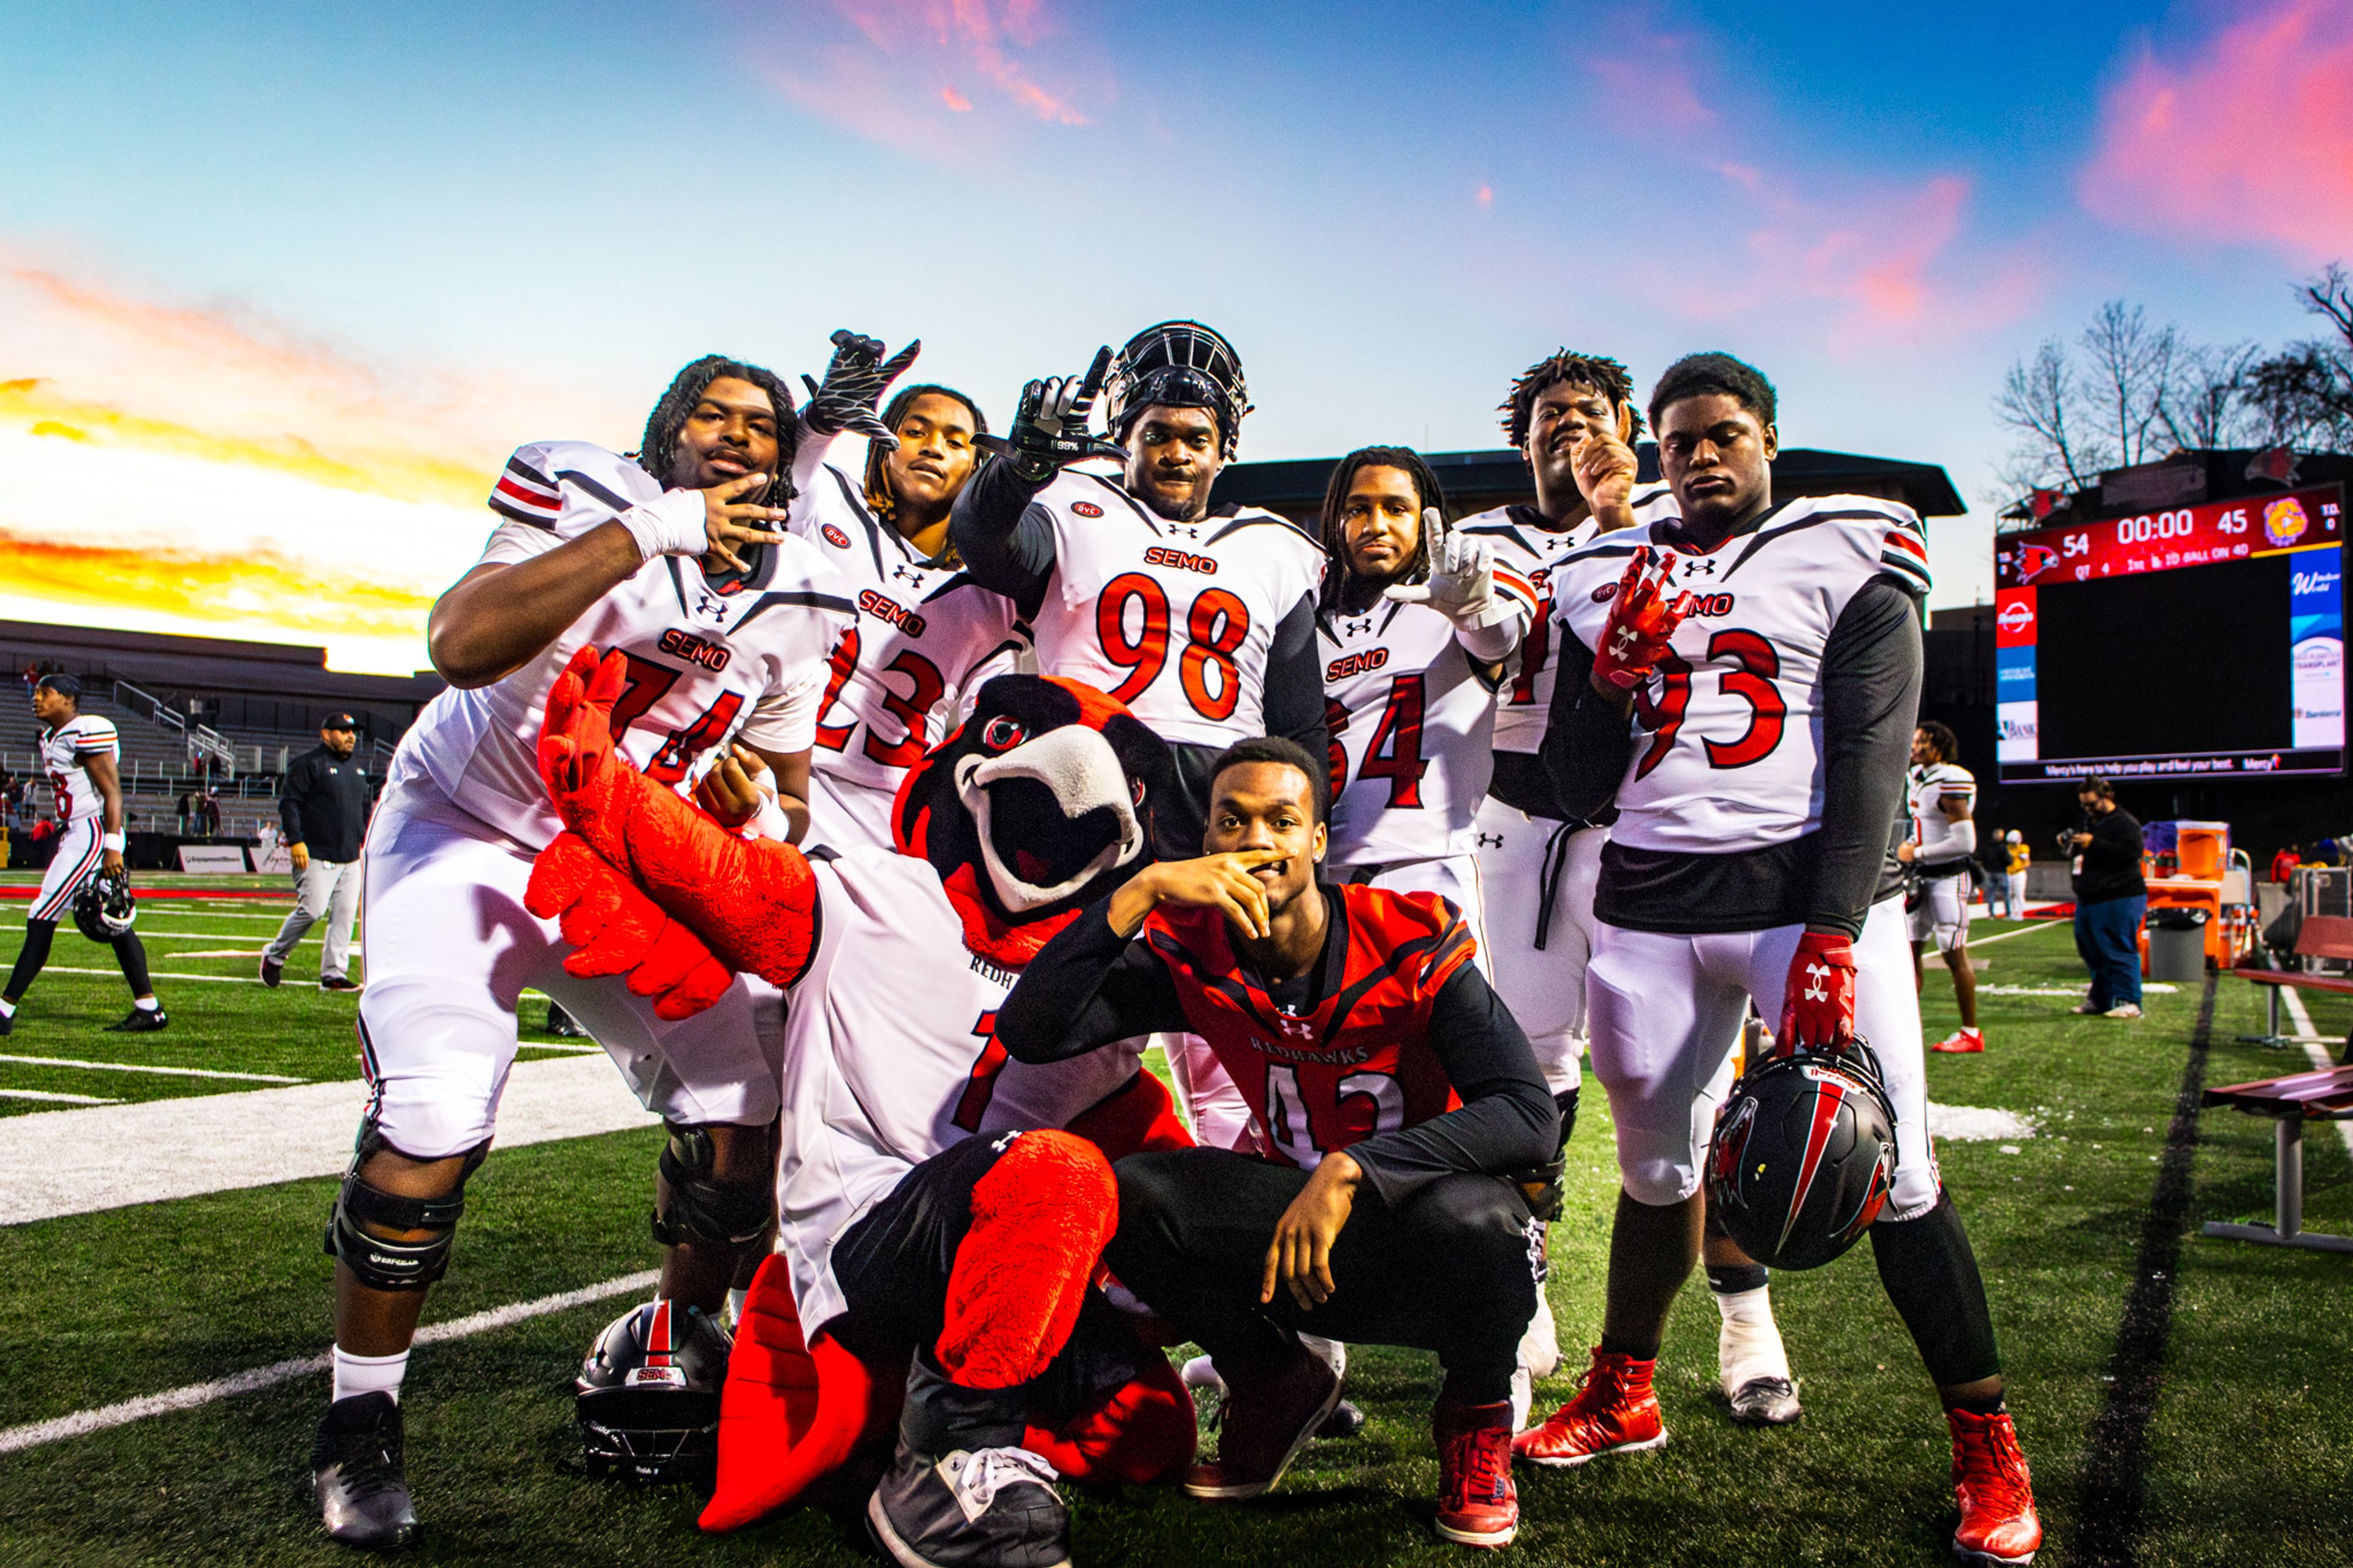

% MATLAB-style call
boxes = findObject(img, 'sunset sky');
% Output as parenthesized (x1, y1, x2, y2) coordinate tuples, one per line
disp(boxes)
(3, 0, 2348, 673)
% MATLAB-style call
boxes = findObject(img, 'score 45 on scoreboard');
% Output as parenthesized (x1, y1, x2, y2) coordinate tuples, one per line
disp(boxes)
(1993, 485, 2346, 782)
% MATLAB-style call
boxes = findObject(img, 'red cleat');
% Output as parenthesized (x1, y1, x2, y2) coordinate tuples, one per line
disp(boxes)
(1433, 1399, 1517, 1548)
(1949, 1407, 2042, 1564)
(1932, 1028, 1986, 1054)
(1511, 1347, 1667, 1468)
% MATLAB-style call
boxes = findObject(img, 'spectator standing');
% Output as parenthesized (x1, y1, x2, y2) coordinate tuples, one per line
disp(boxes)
(260, 714, 371, 991)
(2067, 778, 2146, 1020)
(2006, 830, 2029, 915)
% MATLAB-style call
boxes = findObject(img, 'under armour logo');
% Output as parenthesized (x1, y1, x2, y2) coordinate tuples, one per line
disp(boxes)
(1476, 833, 1506, 848)
(1681, 556, 1718, 577)
(1276, 1016, 1314, 1041)
(1164, 525, 1203, 542)
(1346, 619, 1375, 638)
(695, 594, 728, 621)
(1803, 961, 1833, 1002)
(891, 562, 926, 586)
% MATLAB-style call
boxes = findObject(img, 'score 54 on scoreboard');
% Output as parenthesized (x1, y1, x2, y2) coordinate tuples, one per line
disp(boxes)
(1993, 484, 2345, 782)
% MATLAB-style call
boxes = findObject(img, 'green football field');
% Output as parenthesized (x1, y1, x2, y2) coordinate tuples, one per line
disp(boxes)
(1, 878, 2348, 1567)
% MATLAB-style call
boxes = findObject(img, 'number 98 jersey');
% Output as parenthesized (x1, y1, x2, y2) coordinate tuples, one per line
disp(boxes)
(1021, 471, 1325, 749)
(1552, 494, 1932, 855)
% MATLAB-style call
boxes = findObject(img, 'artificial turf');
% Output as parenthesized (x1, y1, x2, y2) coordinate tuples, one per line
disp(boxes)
(0, 890, 2347, 1566)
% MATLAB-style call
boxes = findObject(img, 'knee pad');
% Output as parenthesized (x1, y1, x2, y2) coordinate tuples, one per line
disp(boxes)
(651, 1122, 777, 1249)
(323, 1116, 488, 1292)
(938, 1130, 1116, 1390)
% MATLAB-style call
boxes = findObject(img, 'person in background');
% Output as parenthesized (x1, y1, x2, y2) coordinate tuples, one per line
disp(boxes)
(2067, 778, 2145, 1020)
(262, 713, 373, 992)
(2006, 830, 2030, 916)
(2270, 843, 2302, 885)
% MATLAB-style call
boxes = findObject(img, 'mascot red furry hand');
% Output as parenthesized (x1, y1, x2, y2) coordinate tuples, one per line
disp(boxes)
(526, 648, 1196, 1531)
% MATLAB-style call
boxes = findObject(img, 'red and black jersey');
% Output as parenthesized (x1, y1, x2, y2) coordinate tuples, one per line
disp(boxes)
(1142, 887, 1477, 1170)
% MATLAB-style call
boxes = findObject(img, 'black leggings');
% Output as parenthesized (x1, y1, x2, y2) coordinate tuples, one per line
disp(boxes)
(1107, 1147, 1539, 1406)
(5, 917, 153, 1002)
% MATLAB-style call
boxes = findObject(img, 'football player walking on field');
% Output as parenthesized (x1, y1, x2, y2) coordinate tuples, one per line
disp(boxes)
(308, 354, 854, 1550)
(1906, 719, 1985, 1052)
(1526, 354, 2042, 1565)
(0, 674, 163, 1034)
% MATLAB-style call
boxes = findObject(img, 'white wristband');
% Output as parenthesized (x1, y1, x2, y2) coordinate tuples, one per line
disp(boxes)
(102, 831, 126, 852)
(615, 489, 711, 561)
(748, 789, 795, 844)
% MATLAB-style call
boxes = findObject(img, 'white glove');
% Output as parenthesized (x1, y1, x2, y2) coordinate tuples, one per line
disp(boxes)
(614, 488, 711, 561)
(1384, 508, 1524, 656)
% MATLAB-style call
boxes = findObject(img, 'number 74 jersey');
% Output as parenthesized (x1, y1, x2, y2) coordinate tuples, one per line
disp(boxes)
(1552, 493, 1932, 854)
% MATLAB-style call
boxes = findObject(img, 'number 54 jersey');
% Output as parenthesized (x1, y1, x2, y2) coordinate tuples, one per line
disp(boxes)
(1320, 600, 1507, 867)
(393, 441, 855, 850)
(1552, 494, 1932, 854)
(1021, 471, 1325, 749)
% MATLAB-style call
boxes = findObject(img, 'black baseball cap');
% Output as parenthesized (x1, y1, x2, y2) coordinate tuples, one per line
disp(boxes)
(322, 712, 358, 731)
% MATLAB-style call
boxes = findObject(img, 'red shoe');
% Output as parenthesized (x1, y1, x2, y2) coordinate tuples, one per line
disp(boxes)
(1932, 1028, 1986, 1054)
(1183, 1349, 1341, 1500)
(1511, 1347, 1666, 1468)
(1949, 1407, 2042, 1564)
(1433, 1399, 1517, 1548)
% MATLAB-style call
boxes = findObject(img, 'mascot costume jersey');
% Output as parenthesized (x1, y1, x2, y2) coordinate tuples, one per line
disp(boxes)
(526, 650, 1199, 1551)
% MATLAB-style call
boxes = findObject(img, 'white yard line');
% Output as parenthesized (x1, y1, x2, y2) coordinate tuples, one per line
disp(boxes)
(0, 1052, 659, 1225)
(1, 1088, 120, 1105)
(0, 1269, 659, 1455)
(2276, 988, 2353, 1161)
(42, 966, 285, 985)
(1967, 920, 2074, 949)
(0, 1054, 302, 1084)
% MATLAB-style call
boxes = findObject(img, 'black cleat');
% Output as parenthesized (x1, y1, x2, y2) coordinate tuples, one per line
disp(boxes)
(0, 1009, 13, 1037)
(105, 1006, 169, 1032)
(313, 1392, 418, 1551)
(1727, 1376, 1803, 1426)
(260, 955, 284, 988)
(868, 1441, 1070, 1568)
(320, 976, 361, 993)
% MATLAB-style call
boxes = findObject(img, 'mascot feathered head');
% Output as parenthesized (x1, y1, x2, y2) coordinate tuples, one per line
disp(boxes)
(891, 675, 1174, 966)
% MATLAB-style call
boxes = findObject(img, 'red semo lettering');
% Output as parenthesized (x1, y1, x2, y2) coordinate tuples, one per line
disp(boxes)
(1141, 547, 1218, 575)
(857, 589, 930, 638)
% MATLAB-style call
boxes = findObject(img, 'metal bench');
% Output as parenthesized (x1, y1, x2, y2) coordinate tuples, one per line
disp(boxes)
(2200, 1064, 2353, 1254)
(2233, 914, 2353, 1050)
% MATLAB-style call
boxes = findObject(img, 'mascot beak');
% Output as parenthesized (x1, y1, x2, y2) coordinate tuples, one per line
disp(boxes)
(953, 725, 1145, 913)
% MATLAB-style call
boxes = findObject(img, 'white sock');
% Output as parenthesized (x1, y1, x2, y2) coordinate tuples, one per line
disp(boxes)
(1713, 1284, 1792, 1393)
(0, 997, 15, 1018)
(1515, 1290, 1562, 1382)
(725, 1287, 749, 1328)
(135, 997, 161, 1012)
(332, 1346, 410, 1404)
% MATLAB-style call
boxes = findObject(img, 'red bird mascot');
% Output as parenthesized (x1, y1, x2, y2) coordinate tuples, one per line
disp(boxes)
(527, 650, 1196, 1567)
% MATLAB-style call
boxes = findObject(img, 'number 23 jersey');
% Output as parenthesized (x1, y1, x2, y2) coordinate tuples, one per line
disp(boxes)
(1552, 493, 1932, 854)
(1023, 470, 1325, 749)
(393, 441, 855, 850)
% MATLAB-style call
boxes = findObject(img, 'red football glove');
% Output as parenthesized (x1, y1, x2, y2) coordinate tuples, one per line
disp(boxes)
(1777, 930, 1857, 1053)
(536, 646, 821, 989)
(1590, 545, 1694, 693)
(525, 833, 734, 1020)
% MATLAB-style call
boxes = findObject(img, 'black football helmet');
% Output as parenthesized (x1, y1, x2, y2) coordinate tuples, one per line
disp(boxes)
(576, 1298, 733, 1485)
(1706, 1039, 1898, 1270)
(72, 865, 137, 943)
(1105, 320, 1252, 457)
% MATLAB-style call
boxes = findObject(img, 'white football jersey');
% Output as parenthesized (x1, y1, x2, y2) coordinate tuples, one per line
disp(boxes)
(777, 848, 1146, 1331)
(40, 714, 119, 824)
(1463, 484, 1680, 757)
(1320, 600, 1500, 865)
(1554, 493, 1933, 855)
(394, 441, 854, 850)
(792, 461, 1028, 822)
(1909, 761, 1977, 864)
(1020, 471, 1325, 749)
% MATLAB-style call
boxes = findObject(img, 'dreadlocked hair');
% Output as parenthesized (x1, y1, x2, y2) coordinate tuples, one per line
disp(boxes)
(1916, 719, 1961, 765)
(1318, 445, 1449, 614)
(1646, 351, 1776, 435)
(1499, 350, 1642, 449)
(637, 355, 801, 512)
(862, 383, 990, 526)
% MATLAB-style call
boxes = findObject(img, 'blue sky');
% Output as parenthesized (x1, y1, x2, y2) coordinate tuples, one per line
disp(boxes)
(2, 0, 2348, 665)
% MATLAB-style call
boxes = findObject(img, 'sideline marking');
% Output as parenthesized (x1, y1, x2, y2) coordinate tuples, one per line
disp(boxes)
(1967, 920, 2074, 950)
(2278, 988, 2353, 1161)
(2073, 974, 2215, 1567)
(0, 1270, 659, 1455)
(42, 967, 276, 985)
(0, 1053, 303, 1084)
(0, 1088, 119, 1105)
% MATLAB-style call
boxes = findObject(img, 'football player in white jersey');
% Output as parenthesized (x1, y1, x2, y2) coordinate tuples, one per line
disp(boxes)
(1317, 445, 1531, 945)
(0, 675, 163, 1035)
(787, 336, 1028, 850)
(1905, 719, 1984, 1053)
(311, 354, 854, 1550)
(1523, 354, 2042, 1566)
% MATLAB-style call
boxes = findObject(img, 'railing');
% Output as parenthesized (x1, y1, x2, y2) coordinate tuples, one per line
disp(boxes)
(111, 680, 239, 775)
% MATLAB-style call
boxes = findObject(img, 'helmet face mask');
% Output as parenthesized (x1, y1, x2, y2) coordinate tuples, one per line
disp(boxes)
(72, 867, 136, 944)
(1705, 1038, 1898, 1270)
(1106, 320, 1252, 460)
(575, 1299, 732, 1486)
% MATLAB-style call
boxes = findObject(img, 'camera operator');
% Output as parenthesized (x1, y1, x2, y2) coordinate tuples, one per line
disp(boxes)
(2065, 777, 2145, 1020)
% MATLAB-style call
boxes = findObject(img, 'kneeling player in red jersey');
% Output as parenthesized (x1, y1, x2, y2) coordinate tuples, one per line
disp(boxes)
(995, 738, 1557, 1548)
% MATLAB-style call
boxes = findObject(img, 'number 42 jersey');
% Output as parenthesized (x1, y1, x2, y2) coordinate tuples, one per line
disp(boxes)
(393, 441, 855, 850)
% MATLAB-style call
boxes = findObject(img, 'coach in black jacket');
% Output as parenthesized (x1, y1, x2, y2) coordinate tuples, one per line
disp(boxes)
(262, 714, 373, 991)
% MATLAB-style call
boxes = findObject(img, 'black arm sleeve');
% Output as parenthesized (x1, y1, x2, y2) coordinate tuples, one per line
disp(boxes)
(1345, 964, 1558, 1207)
(947, 458, 1058, 619)
(1261, 592, 1328, 758)
(994, 897, 1191, 1064)
(1540, 630, 1637, 823)
(1809, 577, 1924, 936)
(278, 755, 311, 844)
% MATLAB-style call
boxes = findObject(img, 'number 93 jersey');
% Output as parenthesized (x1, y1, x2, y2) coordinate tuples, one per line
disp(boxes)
(394, 441, 855, 850)
(1022, 471, 1325, 749)
(1320, 600, 1499, 865)
(1553, 493, 1932, 854)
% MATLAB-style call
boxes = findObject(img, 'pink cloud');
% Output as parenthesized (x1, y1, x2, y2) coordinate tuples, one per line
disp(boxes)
(2080, 0, 2353, 262)
(766, 0, 1101, 151)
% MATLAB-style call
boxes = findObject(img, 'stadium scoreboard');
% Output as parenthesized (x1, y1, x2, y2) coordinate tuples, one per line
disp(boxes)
(1993, 483, 2346, 782)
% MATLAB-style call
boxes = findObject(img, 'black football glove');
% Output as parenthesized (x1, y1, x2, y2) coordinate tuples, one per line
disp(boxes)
(974, 346, 1130, 484)
(799, 328, 922, 444)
